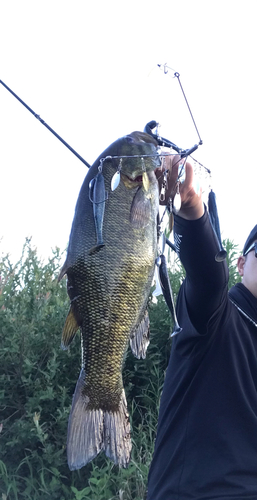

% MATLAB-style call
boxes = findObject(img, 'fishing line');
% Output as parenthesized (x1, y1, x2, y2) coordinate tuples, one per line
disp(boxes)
(100, 152, 210, 174)
(0, 79, 91, 169)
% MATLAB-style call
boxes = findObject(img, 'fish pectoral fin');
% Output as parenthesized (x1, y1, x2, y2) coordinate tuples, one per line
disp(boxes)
(61, 307, 79, 350)
(130, 187, 151, 228)
(130, 310, 150, 359)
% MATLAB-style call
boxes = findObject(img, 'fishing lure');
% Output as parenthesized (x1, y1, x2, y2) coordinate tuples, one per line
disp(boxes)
(111, 158, 122, 191)
(208, 189, 227, 262)
(154, 232, 182, 336)
(88, 161, 108, 255)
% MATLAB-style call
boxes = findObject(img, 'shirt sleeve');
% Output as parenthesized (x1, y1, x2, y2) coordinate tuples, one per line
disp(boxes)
(174, 207, 229, 334)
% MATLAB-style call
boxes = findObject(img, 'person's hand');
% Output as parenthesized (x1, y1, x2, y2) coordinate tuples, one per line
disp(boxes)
(155, 154, 204, 220)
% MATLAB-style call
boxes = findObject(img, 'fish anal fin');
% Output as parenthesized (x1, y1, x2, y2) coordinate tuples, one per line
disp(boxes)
(130, 188, 151, 228)
(61, 307, 79, 350)
(67, 369, 131, 470)
(130, 310, 150, 359)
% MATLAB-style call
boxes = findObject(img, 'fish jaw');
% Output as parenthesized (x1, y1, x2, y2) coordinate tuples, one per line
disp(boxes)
(118, 132, 161, 183)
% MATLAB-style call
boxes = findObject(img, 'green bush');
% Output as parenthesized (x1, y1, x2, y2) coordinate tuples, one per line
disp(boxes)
(0, 238, 240, 499)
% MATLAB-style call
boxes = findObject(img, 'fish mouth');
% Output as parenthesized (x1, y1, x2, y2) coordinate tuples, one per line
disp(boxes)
(121, 173, 143, 188)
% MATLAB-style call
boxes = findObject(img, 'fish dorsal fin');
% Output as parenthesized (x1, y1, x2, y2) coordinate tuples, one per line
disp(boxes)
(130, 188, 151, 228)
(58, 258, 70, 282)
(61, 307, 79, 350)
(130, 310, 150, 359)
(58, 265, 67, 282)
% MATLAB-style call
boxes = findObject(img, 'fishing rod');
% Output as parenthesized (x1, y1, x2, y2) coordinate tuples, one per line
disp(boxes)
(0, 74, 206, 172)
(144, 120, 210, 173)
(0, 79, 91, 169)
(1, 76, 225, 260)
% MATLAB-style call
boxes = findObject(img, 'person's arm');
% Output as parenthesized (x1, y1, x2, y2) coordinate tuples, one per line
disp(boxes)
(156, 155, 229, 333)
(175, 210, 228, 333)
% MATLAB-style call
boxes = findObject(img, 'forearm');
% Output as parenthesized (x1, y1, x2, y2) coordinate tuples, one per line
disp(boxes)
(174, 208, 229, 332)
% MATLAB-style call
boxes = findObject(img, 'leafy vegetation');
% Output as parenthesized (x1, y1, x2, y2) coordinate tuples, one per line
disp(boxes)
(0, 238, 241, 499)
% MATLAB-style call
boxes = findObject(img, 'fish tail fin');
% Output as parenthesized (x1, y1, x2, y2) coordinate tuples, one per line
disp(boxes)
(103, 389, 131, 467)
(67, 369, 104, 470)
(67, 369, 131, 470)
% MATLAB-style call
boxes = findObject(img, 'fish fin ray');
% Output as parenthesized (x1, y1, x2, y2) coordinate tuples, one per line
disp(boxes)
(67, 369, 104, 470)
(130, 310, 150, 359)
(67, 370, 131, 470)
(58, 264, 67, 282)
(61, 307, 79, 350)
(130, 188, 151, 228)
(103, 389, 131, 468)
(58, 258, 70, 282)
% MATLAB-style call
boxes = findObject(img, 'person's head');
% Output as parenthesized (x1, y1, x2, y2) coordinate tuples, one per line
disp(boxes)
(238, 225, 257, 298)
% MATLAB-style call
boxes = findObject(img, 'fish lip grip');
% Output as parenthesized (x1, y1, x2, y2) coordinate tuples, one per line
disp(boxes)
(144, 121, 200, 158)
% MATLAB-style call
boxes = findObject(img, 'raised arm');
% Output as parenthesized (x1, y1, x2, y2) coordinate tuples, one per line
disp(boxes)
(156, 155, 229, 333)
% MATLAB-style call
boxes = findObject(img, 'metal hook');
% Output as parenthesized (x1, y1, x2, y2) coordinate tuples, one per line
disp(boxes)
(98, 158, 104, 173)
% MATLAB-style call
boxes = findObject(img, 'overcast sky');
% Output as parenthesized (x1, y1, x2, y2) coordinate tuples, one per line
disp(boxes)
(1, 1, 257, 263)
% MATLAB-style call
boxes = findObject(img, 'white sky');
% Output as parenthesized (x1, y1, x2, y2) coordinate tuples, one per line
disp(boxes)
(1, 0, 257, 263)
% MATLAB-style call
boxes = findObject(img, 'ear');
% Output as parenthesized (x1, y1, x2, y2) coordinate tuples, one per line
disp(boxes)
(237, 256, 245, 277)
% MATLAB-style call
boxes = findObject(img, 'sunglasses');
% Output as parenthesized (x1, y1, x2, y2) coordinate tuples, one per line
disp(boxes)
(244, 241, 257, 258)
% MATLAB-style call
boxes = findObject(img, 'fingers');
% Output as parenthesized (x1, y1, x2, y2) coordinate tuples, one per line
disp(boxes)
(155, 153, 196, 205)
(160, 155, 179, 205)
(182, 161, 194, 188)
(155, 151, 204, 218)
(167, 154, 180, 180)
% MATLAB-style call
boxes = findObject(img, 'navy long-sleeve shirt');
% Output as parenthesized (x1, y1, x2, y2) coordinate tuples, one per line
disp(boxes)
(147, 210, 257, 499)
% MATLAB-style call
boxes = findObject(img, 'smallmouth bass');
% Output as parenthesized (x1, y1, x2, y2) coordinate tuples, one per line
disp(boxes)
(59, 131, 160, 470)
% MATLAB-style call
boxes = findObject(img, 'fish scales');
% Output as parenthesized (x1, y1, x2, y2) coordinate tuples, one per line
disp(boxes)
(59, 132, 160, 469)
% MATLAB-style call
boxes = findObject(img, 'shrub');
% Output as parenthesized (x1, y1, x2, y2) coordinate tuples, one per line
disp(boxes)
(0, 238, 240, 499)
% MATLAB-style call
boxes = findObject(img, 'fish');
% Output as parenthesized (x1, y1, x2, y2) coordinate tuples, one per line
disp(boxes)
(58, 131, 160, 470)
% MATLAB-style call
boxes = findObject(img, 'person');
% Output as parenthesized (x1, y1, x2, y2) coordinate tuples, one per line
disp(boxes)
(147, 155, 257, 499)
